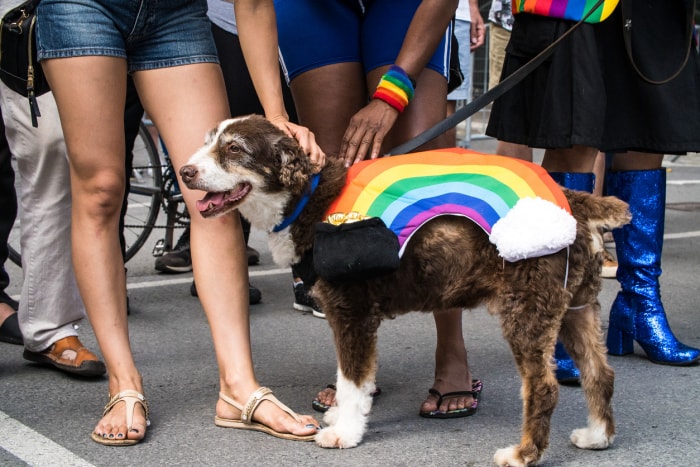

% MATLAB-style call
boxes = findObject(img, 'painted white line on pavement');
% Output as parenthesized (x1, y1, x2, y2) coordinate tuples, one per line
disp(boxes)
(664, 230, 700, 240)
(0, 411, 95, 467)
(126, 267, 291, 291)
(667, 179, 700, 185)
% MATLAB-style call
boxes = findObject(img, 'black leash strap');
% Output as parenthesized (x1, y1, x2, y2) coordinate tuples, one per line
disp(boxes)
(621, 0, 695, 85)
(387, 0, 608, 156)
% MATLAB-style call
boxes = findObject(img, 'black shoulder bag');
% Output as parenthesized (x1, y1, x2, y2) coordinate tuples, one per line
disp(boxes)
(0, 0, 50, 127)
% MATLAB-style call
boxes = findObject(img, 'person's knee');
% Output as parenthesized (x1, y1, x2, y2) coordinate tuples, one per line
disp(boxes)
(78, 171, 126, 220)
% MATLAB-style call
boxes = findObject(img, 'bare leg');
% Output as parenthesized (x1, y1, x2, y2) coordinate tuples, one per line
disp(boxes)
(43, 56, 146, 442)
(135, 64, 318, 437)
(289, 63, 368, 158)
(419, 309, 474, 414)
(541, 145, 598, 173)
(592, 151, 606, 196)
(610, 151, 663, 171)
(496, 141, 533, 161)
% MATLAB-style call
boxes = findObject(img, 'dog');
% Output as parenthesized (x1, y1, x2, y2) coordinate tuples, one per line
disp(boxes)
(180, 115, 631, 466)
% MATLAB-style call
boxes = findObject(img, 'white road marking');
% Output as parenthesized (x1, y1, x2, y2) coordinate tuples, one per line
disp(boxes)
(125, 267, 291, 290)
(0, 411, 95, 467)
(667, 179, 700, 185)
(664, 230, 700, 240)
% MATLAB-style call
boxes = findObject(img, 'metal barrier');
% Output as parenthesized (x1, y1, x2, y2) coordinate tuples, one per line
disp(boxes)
(455, 23, 492, 148)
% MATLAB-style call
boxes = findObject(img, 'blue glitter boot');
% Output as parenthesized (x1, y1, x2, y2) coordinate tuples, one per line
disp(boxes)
(606, 169, 699, 365)
(548, 172, 596, 383)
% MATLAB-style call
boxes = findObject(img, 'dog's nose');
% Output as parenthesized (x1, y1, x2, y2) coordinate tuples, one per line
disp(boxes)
(180, 165, 198, 185)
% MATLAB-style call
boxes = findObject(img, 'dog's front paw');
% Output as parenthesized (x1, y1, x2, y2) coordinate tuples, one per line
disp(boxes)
(493, 445, 532, 467)
(570, 426, 614, 450)
(323, 406, 339, 426)
(315, 425, 362, 449)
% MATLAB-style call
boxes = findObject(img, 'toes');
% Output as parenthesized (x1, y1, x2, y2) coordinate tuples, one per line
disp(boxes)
(258, 400, 319, 436)
(108, 424, 126, 440)
(127, 421, 147, 441)
(442, 395, 473, 412)
(317, 388, 336, 406)
(420, 393, 439, 412)
(294, 417, 320, 435)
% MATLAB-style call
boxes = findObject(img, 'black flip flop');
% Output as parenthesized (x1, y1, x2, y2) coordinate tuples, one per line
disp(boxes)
(419, 379, 482, 419)
(0, 312, 23, 345)
(312, 383, 382, 413)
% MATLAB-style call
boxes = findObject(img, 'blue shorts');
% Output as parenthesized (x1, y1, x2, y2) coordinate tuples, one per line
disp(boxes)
(36, 0, 219, 72)
(274, 0, 452, 83)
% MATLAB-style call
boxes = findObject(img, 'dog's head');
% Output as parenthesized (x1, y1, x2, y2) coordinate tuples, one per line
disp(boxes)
(180, 115, 316, 228)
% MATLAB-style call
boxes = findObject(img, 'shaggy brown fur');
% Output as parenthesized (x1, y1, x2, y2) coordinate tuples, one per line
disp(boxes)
(180, 115, 631, 466)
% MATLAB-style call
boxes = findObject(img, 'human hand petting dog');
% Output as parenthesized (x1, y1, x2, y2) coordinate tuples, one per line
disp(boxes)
(339, 98, 399, 167)
(268, 115, 326, 172)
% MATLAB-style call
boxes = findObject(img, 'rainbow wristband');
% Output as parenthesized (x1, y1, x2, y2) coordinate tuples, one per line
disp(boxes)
(372, 65, 415, 113)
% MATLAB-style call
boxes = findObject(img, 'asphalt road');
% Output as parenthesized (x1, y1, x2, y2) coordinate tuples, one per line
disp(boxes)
(1, 138, 699, 466)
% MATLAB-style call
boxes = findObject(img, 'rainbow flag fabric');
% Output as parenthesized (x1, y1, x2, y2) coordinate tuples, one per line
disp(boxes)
(324, 149, 577, 262)
(513, 0, 619, 23)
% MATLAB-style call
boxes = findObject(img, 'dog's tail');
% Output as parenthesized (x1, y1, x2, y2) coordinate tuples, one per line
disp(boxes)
(564, 188, 632, 231)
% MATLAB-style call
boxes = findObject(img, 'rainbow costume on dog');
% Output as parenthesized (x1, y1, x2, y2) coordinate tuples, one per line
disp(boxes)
(324, 149, 577, 262)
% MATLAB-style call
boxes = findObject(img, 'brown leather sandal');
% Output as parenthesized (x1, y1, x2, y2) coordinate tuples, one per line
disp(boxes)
(215, 386, 317, 441)
(91, 390, 150, 446)
(23, 335, 106, 377)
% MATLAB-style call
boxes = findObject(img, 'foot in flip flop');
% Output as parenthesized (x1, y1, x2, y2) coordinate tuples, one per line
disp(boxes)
(216, 386, 320, 441)
(91, 390, 150, 446)
(23, 336, 106, 377)
(419, 379, 483, 419)
(311, 383, 382, 413)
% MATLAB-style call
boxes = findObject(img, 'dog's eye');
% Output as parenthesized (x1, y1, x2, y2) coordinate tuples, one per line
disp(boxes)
(227, 143, 243, 155)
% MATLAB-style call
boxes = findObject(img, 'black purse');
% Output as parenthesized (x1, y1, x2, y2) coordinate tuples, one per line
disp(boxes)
(447, 19, 464, 94)
(0, 0, 49, 127)
(313, 216, 400, 283)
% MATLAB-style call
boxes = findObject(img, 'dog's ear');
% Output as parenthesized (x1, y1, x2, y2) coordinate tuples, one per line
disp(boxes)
(275, 135, 314, 195)
(204, 127, 218, 146)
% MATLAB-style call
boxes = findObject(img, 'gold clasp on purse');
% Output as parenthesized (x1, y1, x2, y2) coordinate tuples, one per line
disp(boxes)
(9, 9, 30, 33)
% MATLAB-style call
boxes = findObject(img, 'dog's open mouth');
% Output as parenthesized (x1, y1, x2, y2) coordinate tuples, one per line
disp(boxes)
(196, 182, 251, 217)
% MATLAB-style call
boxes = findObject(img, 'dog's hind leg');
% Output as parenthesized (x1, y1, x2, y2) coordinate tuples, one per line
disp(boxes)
(559, 304, 616, 450)
(316, 311, 380, 449)
(493, 300, 563, 467)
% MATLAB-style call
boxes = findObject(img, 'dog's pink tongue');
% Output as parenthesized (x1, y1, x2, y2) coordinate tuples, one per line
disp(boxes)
(196, 192, 225, 212)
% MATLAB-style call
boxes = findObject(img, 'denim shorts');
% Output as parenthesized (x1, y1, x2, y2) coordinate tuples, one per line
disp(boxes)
(36, 0, 219, 72)
(274, 0, 451, 83)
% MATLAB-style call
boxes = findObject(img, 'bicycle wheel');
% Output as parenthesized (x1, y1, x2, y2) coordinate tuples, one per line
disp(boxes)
(123, 122, 163, 262)
(8, 122, 163, 266)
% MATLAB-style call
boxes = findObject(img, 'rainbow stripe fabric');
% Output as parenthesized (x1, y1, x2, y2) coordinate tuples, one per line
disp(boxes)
(324, 149, 577, 261)
(513, 0, 619, 23)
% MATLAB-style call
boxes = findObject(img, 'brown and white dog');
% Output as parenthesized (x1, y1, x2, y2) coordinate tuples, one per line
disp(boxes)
(180, 115, 631, 466)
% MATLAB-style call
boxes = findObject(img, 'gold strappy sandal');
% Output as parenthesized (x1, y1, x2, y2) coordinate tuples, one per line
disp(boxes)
(90, 390, 150, 446)
(215, 386, 316, 441)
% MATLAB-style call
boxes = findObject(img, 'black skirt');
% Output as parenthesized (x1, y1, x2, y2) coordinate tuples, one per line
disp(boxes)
(486, 1, 700, 155)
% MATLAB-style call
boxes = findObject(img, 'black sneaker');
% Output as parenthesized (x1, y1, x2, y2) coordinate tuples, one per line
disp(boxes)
(246, 246, 261, 266)
(155, 228, 192, 273)
(190, 281, 262, 305)
(293, 282, 325, 319)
